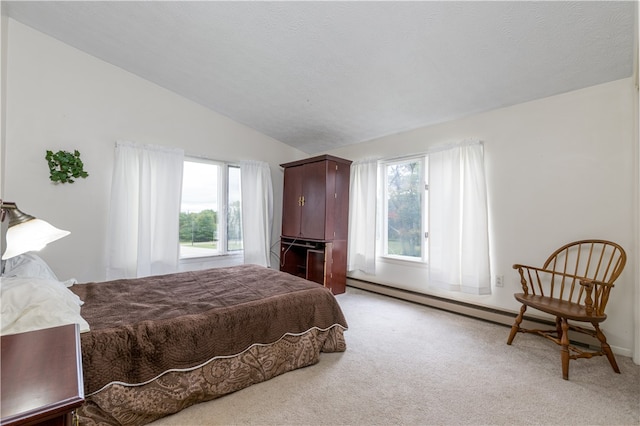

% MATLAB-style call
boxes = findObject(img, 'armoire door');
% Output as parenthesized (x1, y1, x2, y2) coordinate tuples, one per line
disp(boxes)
(282, 160, 328, 240)
(281, 165, 303, 238)
(299, 160, 327, 239)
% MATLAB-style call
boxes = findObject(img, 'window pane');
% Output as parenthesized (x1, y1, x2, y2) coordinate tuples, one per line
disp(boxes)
(180, 161, 220, 258)
(386, 161, 422, 258)
(227, 166, 243, 251)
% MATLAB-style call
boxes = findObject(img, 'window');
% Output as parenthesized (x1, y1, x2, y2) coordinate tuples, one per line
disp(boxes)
(381, 157, 428, 262)
(375, 141, 490, 294)
(179, 159, 242, 259)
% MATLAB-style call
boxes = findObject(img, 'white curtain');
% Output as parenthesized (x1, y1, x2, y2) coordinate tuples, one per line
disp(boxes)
(240, 160, 273, 267)
(348, 159, 378, 275)
(106, 142, 184, 279)
(429, 140, 491, 295)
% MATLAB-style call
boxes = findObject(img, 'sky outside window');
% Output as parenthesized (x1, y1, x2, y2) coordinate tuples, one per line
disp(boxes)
(181, 161, 218, 213)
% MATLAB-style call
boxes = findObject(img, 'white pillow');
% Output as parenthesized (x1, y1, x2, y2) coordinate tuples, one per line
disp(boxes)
(0, 276, 90, 336)
(3, 253, 59, 281)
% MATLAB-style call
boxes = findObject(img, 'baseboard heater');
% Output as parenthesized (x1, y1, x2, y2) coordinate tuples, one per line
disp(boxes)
(346, 277, 600, 349)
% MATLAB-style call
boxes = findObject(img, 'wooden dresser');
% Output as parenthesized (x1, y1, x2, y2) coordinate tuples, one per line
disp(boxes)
(279, 154, 351, 294)
(1, 324, 84, 426)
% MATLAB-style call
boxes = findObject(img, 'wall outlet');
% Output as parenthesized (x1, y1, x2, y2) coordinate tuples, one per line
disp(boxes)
(495, 275, 504, 287)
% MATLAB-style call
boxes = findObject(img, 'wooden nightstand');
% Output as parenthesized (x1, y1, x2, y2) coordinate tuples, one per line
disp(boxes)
(1, 324, 84, 426)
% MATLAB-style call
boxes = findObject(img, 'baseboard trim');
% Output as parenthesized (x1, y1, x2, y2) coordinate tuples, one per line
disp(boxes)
(346, 277, 606, 351)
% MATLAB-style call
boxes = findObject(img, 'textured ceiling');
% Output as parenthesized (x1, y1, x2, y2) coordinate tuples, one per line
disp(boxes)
(2, 1, 635, 154)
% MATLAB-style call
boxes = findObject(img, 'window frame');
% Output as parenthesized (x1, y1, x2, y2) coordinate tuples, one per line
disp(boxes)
(179, 157, 243, 260)
(378, 155, 429, 264)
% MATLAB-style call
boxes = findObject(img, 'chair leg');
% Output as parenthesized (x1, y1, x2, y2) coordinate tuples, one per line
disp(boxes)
(555, 316, 563, 339)
(593, 323, 620, 374)
(507, 305, 527, 345)
(560, 318, 570, 380)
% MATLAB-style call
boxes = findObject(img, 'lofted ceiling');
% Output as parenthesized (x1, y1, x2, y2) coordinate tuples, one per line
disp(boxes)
(2, 1, 636, 154)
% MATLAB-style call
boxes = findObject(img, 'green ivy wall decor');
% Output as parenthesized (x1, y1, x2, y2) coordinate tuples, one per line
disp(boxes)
(45, 150, 89, 183)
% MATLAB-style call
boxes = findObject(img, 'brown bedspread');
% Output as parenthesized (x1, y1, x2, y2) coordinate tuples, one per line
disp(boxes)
(70, 264, 348, 395)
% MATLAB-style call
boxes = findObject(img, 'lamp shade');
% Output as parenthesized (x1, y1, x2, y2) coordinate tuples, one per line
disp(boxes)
(1, 202, 70, 260)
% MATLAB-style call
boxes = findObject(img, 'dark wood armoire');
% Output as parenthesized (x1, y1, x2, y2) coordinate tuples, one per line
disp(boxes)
(279, 155, 351, 294)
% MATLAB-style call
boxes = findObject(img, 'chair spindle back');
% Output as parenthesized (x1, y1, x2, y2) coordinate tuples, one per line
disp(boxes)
(537, 240, 626, 308)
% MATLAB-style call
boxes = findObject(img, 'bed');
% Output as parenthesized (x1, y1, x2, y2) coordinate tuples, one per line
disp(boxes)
(1, 257, 347, 426)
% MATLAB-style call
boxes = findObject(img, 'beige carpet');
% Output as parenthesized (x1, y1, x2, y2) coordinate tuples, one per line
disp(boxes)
(150, 287, 640, 425)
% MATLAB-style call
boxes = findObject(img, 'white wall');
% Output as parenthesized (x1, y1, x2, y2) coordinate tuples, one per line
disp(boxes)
(1, 11, 7, 198)
(327, 78, 637, 357)
(1, 11, 9, 254)
(2, 19, 305, 282)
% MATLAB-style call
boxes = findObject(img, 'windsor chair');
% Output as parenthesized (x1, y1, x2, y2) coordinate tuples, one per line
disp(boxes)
(506, 240, 626, 380)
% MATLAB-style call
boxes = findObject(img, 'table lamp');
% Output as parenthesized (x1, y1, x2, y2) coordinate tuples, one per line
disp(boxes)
(0, 201, 70, 260)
